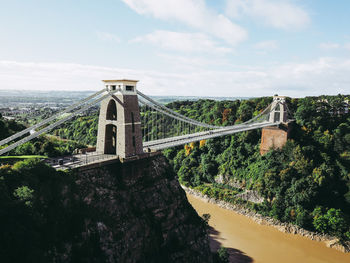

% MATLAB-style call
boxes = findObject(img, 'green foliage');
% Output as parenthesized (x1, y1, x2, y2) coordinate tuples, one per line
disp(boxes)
(312, 207, 348, 237)
(13, 186, 34, 207)
(0, 113, 85, 159)
(216, 247, 229, 263)
(0, 159, 85, 262)
(15, 142, 35, 155)
(53, 110, 99, 146)
(164, 95, 350, 241)
(0, 117, 26, 141)
(201, 213, 211, 227)
(6, 136, 85, 158)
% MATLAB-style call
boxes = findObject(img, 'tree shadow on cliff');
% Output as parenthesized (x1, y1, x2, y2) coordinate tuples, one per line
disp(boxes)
(209, 226, 253, 263)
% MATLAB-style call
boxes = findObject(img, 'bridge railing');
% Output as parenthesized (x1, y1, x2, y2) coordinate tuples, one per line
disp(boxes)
(44, 152, 118, 170)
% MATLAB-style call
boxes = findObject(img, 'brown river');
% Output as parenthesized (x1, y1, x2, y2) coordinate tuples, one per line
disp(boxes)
(187, 194, 350, 263)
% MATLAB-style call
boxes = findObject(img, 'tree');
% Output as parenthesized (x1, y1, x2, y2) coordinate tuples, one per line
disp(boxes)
(312, 207, 348, 237)
(294, 206, 311, 228)
(236, 100, 254, 122)
(13, 186, 34, 207)
(216, 247, 229, 263)
(201, 213, 211, 227)
(334, 121, 350, 153)
(0, 119, 8, 140)
(200, 154, 217, 182)
(15, 142, 35, 155)
(40, 141, 58, 157)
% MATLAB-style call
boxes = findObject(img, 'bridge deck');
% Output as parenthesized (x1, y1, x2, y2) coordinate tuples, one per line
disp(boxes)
(46, 153, 118, 170)
(143, 121, 279, 150)
(45, 121, 278, 169)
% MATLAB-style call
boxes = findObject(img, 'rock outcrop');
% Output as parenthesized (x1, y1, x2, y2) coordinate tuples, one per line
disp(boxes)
(53, 155, 212, 262)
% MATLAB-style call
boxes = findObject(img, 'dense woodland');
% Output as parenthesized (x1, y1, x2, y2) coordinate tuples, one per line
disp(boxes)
(1, 95, 350, 245)
(52, 110, 99, 146)
(0, 159, 79, 261)
(163, 95, 350, 243)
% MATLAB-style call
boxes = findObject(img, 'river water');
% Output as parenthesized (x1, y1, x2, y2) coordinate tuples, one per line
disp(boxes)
(187, 194, 350, 263)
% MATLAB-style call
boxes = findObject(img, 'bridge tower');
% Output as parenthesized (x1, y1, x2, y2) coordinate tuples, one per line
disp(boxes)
(96, 80, 143, 159)
(260, 95, 290, 155)
(268, 95, 288, 123)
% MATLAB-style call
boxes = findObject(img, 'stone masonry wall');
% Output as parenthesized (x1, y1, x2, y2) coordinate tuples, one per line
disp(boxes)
(260, 124, 290, 155)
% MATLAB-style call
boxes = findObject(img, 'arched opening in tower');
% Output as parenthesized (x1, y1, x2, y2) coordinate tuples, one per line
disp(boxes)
(274, 103, 281, 122)
(106, 99, 117, 120)
(104, 124, 117, 154)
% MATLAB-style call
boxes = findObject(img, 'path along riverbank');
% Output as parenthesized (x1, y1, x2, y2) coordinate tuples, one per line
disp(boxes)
(184, 186, 350, 263)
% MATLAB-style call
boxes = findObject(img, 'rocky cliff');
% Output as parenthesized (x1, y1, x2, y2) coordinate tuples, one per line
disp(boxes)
(54, 154, 212, 262)
(0, 155, 212, 262)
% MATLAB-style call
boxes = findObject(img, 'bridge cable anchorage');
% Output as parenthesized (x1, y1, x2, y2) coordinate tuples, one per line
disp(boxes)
(0, 88, 120, 156)
(0, 88, 107, 147)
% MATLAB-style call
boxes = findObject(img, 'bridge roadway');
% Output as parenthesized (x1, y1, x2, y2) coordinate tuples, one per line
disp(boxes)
(143, 121, 280, 151)
(46, 152, 118, 170)
(46, 121, 279, 170)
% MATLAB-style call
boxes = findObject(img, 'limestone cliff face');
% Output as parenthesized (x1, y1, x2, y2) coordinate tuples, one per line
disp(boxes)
(55, 154, 212, 262)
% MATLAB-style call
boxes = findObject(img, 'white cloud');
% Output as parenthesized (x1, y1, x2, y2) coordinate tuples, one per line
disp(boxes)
(121, 0, 247, 45)
(97, 32, 121, 42)
(344, 43, 350, 51)
(226, 0, 310, 30)
(319, 42, 340, 50)
(319, 42, 350, 51)
(0, 58, 349, 97)
(131, 30, 232, 54)
(157, 53, 230, 71)
(253, 40, 278, 51)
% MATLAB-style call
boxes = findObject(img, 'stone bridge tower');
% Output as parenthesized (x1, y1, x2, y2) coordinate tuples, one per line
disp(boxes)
(268, 96, 288, 123)
(96, 80, 143, 159)
(260, 95, 290, 155)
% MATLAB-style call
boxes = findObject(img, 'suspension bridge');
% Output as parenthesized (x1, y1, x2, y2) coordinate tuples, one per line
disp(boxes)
(0, 79, 292, 168)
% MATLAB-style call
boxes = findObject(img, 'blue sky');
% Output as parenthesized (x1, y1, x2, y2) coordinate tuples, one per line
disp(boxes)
(0, 0, 350, 97)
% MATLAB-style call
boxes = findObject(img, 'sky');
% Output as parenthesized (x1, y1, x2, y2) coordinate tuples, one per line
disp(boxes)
(0, 0, 350, 97)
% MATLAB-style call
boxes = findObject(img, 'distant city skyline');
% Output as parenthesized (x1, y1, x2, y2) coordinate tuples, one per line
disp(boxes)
(0, 0, 350, 97)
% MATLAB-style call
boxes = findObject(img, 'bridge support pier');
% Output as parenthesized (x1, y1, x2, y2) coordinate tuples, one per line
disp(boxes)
(260, 124, 290, 155)
(260, 96, 290, 155)
(96, 80, 144, 159)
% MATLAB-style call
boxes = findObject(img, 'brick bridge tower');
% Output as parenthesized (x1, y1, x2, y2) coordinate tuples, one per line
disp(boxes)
(260, 96, 290, 155)
(96, 80, 143, 159)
